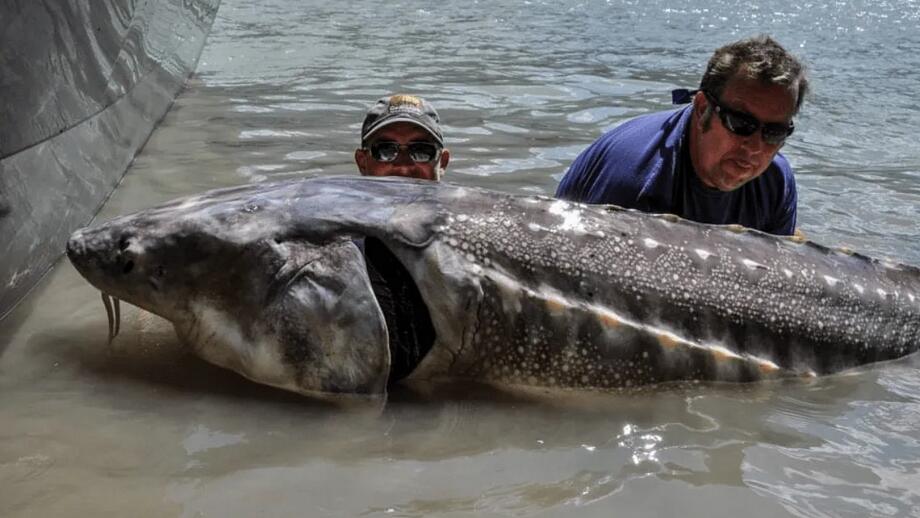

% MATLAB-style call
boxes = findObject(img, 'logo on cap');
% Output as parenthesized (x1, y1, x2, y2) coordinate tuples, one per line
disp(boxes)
(361, 94, 444, 146)
(387, 94, 423, 110)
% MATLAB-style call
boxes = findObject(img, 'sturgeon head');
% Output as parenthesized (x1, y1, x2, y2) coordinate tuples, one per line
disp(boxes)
(66, 178, 441, 396)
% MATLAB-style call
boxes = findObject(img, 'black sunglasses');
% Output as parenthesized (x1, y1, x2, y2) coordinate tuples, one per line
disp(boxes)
(703, 91, 794, 146)
(367, 141, 441, 163)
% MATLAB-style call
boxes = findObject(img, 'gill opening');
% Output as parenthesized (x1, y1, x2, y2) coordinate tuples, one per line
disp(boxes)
(101, 292, 121, 343)
(362, 237, 436, 382)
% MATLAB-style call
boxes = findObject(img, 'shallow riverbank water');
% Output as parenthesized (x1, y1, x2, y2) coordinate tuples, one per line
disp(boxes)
(3, 0, 920, 516)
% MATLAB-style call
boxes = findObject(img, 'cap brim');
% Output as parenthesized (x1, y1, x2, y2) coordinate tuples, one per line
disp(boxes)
(362, 116, 443, 145)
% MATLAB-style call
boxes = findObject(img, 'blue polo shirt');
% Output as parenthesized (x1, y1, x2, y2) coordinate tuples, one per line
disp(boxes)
(555, 105, 797, 235)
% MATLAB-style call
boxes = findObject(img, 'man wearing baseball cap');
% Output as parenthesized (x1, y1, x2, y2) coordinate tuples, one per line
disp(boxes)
(355, 94, 450, 181)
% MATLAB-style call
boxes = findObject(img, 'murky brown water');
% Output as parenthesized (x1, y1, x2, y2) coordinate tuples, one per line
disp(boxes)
(4, 0, 920, 516)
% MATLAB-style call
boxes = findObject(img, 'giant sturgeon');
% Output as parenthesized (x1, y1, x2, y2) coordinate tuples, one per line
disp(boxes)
(66, 176, 920, 396)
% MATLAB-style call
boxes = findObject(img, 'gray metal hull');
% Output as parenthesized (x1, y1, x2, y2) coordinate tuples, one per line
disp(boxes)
(0, 0, 220, 319)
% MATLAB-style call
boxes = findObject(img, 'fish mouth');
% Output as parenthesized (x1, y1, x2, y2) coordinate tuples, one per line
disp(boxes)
(66, 227, 123, 287)
(67, 230, 131, 345)
(362, 237, 435, 383)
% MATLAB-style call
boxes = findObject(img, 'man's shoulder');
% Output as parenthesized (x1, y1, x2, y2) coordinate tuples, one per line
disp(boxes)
(745, 152, 797, 234)
(597, 106, 690, 146)
(749, 153, 797, 218)
(556, 106, 690, 206)
(764, 152, 796, 190)
(771, 152, 794, 176)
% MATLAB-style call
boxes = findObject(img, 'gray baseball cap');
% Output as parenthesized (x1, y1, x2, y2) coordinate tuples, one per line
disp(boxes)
(361, 94, 444, 145)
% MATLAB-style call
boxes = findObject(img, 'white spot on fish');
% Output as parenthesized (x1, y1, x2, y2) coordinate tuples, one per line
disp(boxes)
(742, 259, 766, 270)
(854, 284, 865, 295)
(757, 358, 780, 373)
(877, 288, 888, 298)
(783, 268, 793, 278)
(643, 238, 660, 249)
(707, 344, 742, 361)
(823, 275, 840, 288)
(548, 200, 586, 233)
(178, 197, 208, 211)
(695, 249, 712, 260)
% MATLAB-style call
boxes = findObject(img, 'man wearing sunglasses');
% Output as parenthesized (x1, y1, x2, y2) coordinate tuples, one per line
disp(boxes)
(355, 94, 450, 181)
(556, 35, 808, 235)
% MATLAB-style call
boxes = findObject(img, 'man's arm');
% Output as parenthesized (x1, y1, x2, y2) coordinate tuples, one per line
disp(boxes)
(770, 190, 798, 236)
(556, 109, 678, 208)
(764, 158, 798, 236)
(555, 136, 612, 203)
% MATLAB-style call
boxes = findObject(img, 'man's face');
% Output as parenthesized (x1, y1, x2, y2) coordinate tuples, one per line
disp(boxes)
(690, 76, 797, 191)
(355, 122, 450, 181)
